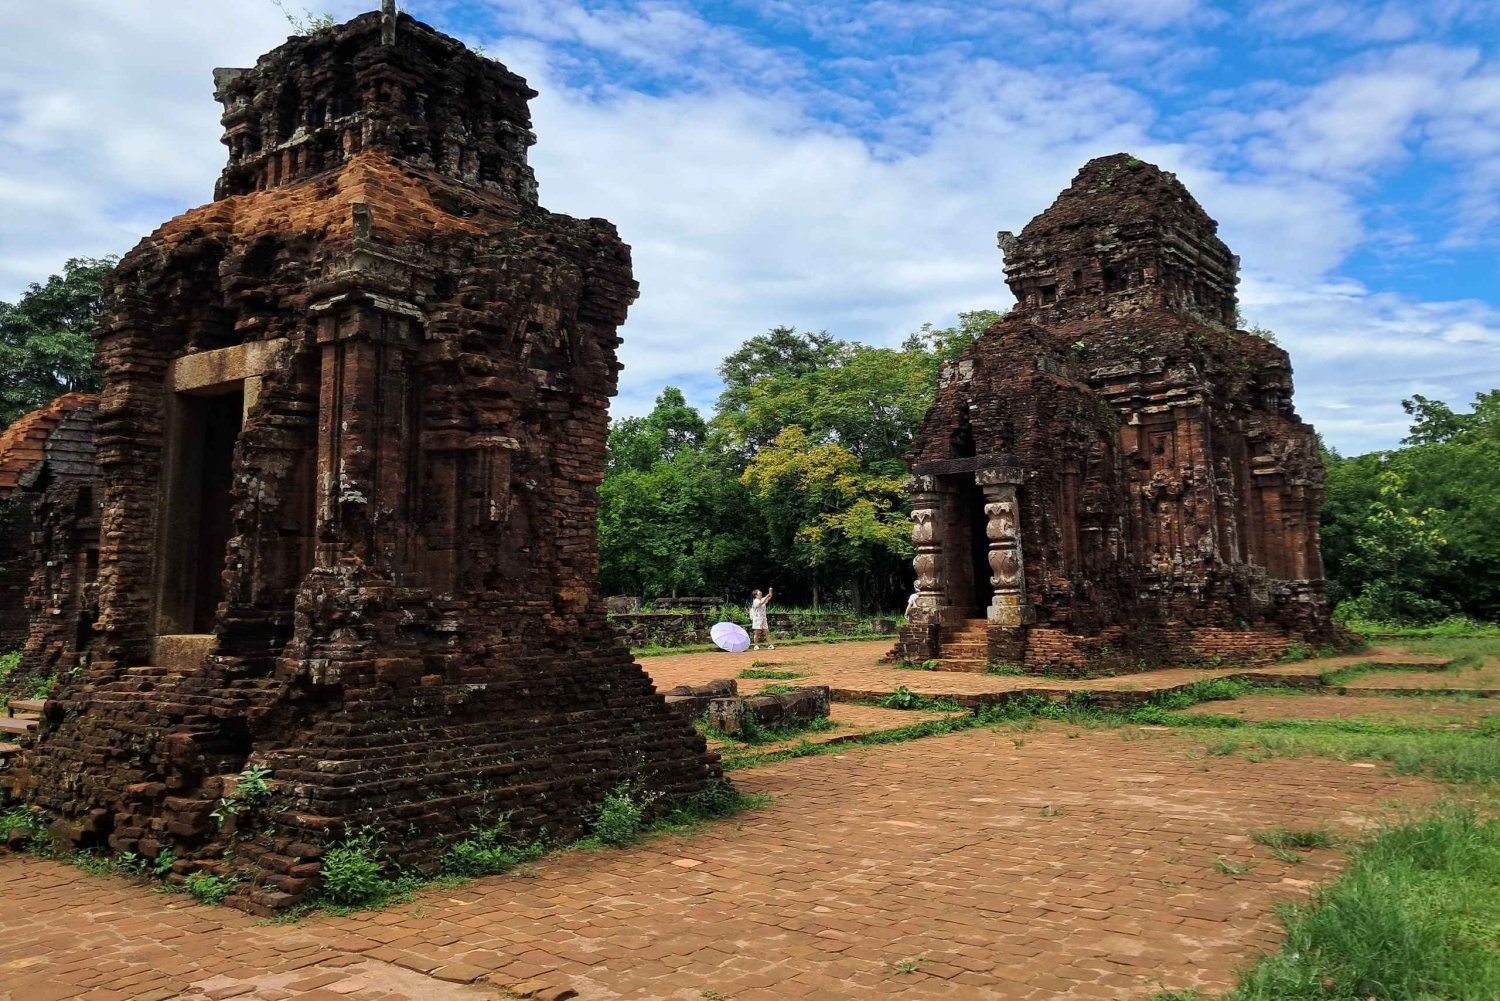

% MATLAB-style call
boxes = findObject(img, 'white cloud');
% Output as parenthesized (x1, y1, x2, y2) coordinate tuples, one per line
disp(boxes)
(1, 0, 1495, 456)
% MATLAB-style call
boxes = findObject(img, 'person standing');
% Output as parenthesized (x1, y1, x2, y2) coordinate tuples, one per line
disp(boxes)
(750, 587, 774, 650)
(906, 589, 919, 620)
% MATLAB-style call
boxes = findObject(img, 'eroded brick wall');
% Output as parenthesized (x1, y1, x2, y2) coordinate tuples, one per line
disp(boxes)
(901, 154, 1337, 676)
(16, 11, 720, 913)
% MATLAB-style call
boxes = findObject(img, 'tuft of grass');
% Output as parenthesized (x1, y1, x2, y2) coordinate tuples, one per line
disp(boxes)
(1252, 828, 1335, 851)
(1225, 807, 1500, 1000)
(738, 668, 801, 680)
(1212, 856, 1255, 876)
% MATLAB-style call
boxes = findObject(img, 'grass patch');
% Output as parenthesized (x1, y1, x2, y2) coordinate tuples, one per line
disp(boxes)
(1224, 807, 1500, 1000)
(1251, 827, 1335, 850)
(738, 668, 802, 680)
(698, 712, 837, 745)
(1191, 728, 1500, 784)
(985, 662, 1027, 676)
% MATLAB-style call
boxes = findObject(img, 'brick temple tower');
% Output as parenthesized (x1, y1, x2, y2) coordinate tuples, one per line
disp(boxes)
(895, 154, 1335, 675)
(13, 7, 721, 911)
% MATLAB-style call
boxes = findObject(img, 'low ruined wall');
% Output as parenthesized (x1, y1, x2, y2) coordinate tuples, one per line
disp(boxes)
(705, 686, 832, 736)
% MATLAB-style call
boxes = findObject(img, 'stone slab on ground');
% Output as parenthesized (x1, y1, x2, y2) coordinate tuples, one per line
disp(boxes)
(0, 724, 1441, 1000)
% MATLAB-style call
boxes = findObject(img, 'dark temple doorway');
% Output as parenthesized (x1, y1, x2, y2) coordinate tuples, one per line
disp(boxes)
(192, 392, 243, 631)
(158, 387, 243, 636)
(962, 480, 993, 613)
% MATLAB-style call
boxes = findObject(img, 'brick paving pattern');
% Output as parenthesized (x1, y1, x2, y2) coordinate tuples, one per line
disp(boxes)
(642, 641, 1454, 702)
(1, 724, 1438, 1000)
(1181, 692, 1499, 726)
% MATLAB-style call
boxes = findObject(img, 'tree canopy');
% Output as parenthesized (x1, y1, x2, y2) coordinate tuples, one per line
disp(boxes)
(1323, 390, 1500, 624)
(0, 257, 112, 426)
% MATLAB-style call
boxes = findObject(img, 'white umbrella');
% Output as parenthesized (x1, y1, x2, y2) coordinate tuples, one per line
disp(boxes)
(710, 621, 751, 653)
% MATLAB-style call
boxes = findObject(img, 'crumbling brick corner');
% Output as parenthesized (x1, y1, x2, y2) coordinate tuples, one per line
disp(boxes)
(11, 9, 723, 913)
(898, 154, 1339, 677)
(0, 393, 101, 697)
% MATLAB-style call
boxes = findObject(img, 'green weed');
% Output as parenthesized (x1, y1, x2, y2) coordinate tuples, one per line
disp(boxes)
(738, 668, 801, 680)
(184, 871, 235, 905)
(316, 831, 391, 908)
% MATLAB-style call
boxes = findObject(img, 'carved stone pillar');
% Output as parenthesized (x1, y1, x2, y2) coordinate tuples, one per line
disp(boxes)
(977, 467, 1031, 626)
(906, 475, 944, 625)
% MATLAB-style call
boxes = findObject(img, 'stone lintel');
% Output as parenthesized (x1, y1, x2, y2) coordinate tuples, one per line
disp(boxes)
(164, 338, 288, 395)
(911, 453, 1019, 478)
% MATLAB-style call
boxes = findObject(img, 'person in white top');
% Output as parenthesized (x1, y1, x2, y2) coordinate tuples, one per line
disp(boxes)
(906, 590, 919, 619)
(749, 587, 774, 650)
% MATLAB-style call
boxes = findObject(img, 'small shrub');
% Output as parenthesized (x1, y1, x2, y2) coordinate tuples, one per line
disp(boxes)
(0, 650, 19, 681)
(738, 668, 801, 680)
(184, 871, 234, 905)
(442, 815, 544, 878)
(318, 831, 387, 906)
(27, 674, 57, 700)
(210, 764, 273, 826)
(1279, 642, 1313, 662)
(881, 686, 922, 710)
(592, 783, 656, 847)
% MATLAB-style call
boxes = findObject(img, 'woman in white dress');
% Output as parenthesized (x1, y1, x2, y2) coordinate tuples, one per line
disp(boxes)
(749, 587, 774, 650)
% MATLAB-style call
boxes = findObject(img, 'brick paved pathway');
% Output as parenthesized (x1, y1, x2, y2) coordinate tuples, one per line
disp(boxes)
(1181, 692, 1499, 726)
(0, 725, 1438, 1000)
(642, 641, 1455, 703)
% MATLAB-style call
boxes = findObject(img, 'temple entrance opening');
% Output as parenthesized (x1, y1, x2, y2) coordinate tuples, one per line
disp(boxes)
(159, 386, 243, 636)
(954, 478, 993, 614)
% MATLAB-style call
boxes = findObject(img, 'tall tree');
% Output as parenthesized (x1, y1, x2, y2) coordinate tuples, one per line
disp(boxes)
(740, 426, 910, 611)
(607, 386, 708, 474)
(0, 257, 113, 427)
(1338, 470, 1452, 625)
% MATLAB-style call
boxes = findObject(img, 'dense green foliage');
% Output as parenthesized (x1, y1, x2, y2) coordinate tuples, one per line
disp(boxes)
(0, 257, 112, 426)
(1323, 391, 1500, 624)
(599, 314, 998, 610)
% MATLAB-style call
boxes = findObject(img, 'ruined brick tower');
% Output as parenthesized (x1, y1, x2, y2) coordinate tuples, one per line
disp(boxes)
(896, 154, 1333, 674)
(13, 8, 721, 911)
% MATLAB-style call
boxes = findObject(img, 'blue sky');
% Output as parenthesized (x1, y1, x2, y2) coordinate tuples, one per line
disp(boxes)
(3, 0, 1497, 453)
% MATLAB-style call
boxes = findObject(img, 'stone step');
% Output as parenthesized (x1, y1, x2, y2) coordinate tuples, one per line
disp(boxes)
(153, 634, 215, 675)
(0, 717, 38, 737)
(125, 665, 187, 678)
(0, 742, 22, 759)
(7, 699, 46, 716)
(935, 659, 988, 673)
